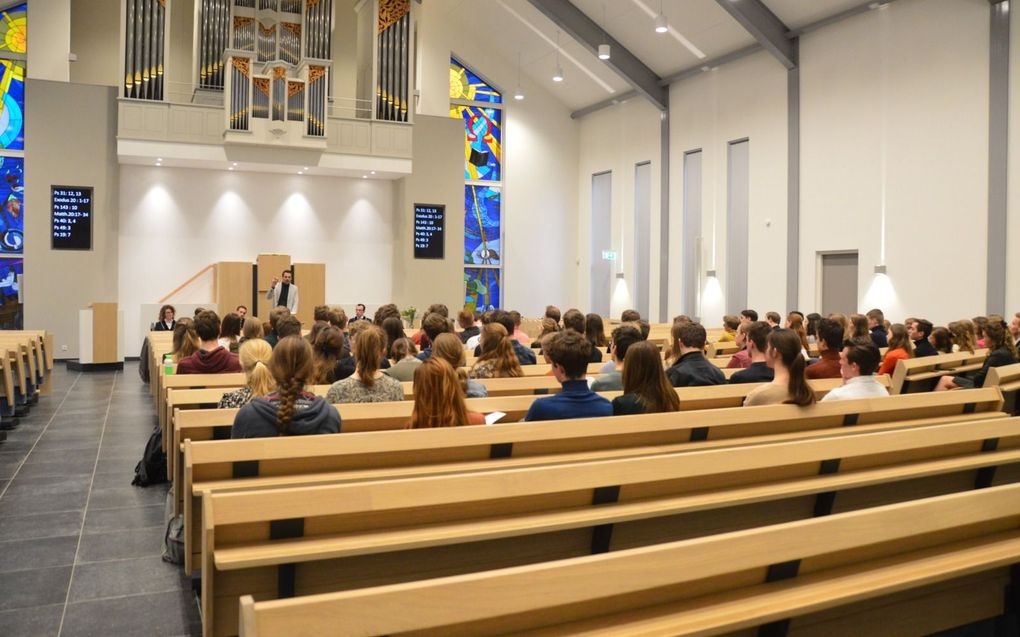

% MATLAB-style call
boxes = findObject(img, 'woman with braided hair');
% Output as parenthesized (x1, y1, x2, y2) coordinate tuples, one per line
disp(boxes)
(230, 336, 340, 438)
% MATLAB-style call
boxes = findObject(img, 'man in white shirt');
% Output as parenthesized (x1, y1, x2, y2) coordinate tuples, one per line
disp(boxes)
(820, 337, 890, 402)
(265, 269, 298, 313)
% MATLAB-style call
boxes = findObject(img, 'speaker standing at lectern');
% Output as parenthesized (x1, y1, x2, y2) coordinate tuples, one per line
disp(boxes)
(266, 269, 299, 313)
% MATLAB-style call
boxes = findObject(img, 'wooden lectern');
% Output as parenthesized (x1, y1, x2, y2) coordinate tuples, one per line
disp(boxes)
(73, 302, 124, 370)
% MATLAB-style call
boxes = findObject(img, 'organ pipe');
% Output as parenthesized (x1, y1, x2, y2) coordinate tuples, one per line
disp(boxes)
(376, 0, 409, 122)
(123, 0, 166, 100)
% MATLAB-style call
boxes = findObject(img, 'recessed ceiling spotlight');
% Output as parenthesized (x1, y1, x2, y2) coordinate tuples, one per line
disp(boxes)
(370, 171, 376, 175)
(362, 175, 368, 179)
(303, 166, 309, 170)
(157, 157, 163, 162)
(228, 167, 234, 171)
(231, 162, 237, 167)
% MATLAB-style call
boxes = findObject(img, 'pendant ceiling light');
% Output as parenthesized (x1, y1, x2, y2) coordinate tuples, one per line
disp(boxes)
(655, 0, 668, 33)
(514, 51, 525, 100)
(598, 4, 611, 60)
(553, 30, 564, 82)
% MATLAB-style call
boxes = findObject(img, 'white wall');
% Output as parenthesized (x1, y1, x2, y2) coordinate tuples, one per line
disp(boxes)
(577, 96, 661, 319)
(118, 165, 396, 347)
(668, 49, 789, 324)
(29, 0, 71, 81)
(1008, 1, 1020, 315)
(415, 0, 580, 316)
(800, 0, 989, 326)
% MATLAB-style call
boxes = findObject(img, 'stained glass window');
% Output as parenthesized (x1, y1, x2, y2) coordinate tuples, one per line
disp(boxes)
(464, 185, 500, 266)
(449, 58, 502, 104)
(0, 59, 24, 150)
(465, 267, 500, 312)
(0, 5, 27, 56)
(0, 3, 23, 329)
(450, 104, 501, 182)
(0, 155, 23, 254)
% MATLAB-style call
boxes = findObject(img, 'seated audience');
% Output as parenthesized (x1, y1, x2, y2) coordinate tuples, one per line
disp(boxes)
(263, 307, 290, 348)
(949, 320, 976, 353)
(413, 303, 450, 347)
(591, 325, 642, 392)
(372, 303, 401, 326)
(432, 332, 487, 398)
(820, 338, 889, 401)
(805, 318, 844, 379)
(350, 302, 370, 323)
(1011, 313, 1020, 346)
(613, 341, 681, 416)
(469, 323, 524, 378)
(936, 319, 1018, 390)
(333, 320, 390, 380)
(828, 312, 849, 338)
(878, 324, 913, 375)
(457, 309, 479, 344)
(510, 311, 532, 345)
(740, 309, 758, 324)
(305, 320, 328, 347)
(238, 316, 263, 346)
(473, 310, 536, 365)
(666, 322, 727, 387)
(562, 308, 586, 334)
(326, 325, 404, 403)
(725, 322, 752, 369)
(545, 305, 562, 326)
(230, 336, 340, 438)
(524, 330, 612, 421)
(620, 309, 641, 323)
(584, 313, 608, 363)
(867, 309, 888, 347)
(765, 311, 782, 330)
(177, 311, 242, 374)
(417, 312, 452, 361)
(729, 321, 774, 384)
(275, 314, 302, 340)
(849, 314, 871, 340)
(171, 320, 199, 363)
(785, 312, 810, 357)
(973, 316, 989, 348)
(384, 337, 421, 382)
(408, 358, 485, 428)
(235, 305, 248, 321)
(718, 315, 739, 342)
(744, 329, 817, 407)
(930, 326, 954, 354)
(531, 317, 559, 350)
(219, 339, 274, 408)
(153, 304, 176, 331)
(805, 312, 822, 344)
(380, 316, 405, 356)
(310, 326, 347, 384)
(909, 318, 937, 357)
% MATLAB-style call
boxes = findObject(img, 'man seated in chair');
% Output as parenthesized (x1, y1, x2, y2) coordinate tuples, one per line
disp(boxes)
(820, 337, 889, 402)
(177, 310, 242, 374)
(524, 330, 611, 422)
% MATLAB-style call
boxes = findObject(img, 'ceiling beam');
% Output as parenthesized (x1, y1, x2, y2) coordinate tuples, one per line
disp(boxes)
(570, 90, 639, 119)
(525, 0, 668, 111)
(714, 0, 797, 69)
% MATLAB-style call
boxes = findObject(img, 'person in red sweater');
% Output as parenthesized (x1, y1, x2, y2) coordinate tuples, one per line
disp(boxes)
(177, 310, 242, 374)
(805, 318, 845, 379)
(878, 323, 914, 376)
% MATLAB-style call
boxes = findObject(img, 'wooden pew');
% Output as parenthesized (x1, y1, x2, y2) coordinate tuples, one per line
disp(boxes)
(160, 374, 246, 478)
(891, 349, 989, 395)
(199, 417, 1020, 636)
(985, 362, 1020, 414)
(179, 388, 1002, 575)
(237, 482, 1020, 637)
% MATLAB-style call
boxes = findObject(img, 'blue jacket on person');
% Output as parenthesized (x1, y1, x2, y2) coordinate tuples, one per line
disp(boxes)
(523, 380, 612, 422)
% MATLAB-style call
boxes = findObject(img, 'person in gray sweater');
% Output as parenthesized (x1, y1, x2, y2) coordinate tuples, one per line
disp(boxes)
(231, 336, 340, 439)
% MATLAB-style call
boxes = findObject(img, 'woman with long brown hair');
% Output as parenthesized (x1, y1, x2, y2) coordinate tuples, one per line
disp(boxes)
(878, 323, 914, 375)
(744, 329, 817, 407)
(469, 323, 523, 379)
(938, 319, 1017, 390)
(171, 319, 199, 363)
(930, 326, 954, 354)
(432, 332, 488, 397)
(612, 341, 681, 416)
(584, 313, 607, 363)
(230, 336, 340, 438)
(785, 312, 810, 353)
(408, 358, 485, 428)
(849, 313, 870, 340)
(326, 325, 404, 403)
(949, 320, 976, 354)
(311, 326, 346, 384)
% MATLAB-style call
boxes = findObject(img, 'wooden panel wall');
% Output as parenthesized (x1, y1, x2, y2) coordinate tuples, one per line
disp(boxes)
(214, 262, 253, 320)
(91, 302, 118, 364)
(256, 254, 291, 320)
(293, 263, 326, 327)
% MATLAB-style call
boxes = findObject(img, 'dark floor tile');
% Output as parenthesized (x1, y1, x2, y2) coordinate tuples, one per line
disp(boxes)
(0, 488, 88, 515)
(84, 504, 163, 533)
(38, 430, 103, 442)
(88, 485, 167, 510)
(90, 471, 138, 490)
(61, 590, 200, 637)
(0, 534, 79, 572)
(0, 453, 24, 478)
(15, 458, 94, 480)
(31, 438, 100, 453)
(0, 565, 72, 610)
(0, 603, 63, 637)
(68, 555, 186, 602)
(94, 456, 139, 475)
(4, 473, 91, 496)
(78, 527, 164, 562)
(22, 448, 98, 465)
(0, 439, 37, 453)
(0, 509, 83, 541)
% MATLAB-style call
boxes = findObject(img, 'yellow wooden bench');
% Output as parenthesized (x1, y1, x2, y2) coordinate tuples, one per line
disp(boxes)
(891, 349, 989, 394)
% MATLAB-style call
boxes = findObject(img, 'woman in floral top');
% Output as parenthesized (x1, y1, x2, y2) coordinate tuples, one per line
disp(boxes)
(468, 323, 523, 379)
(218, 339, 274, 408)
(326, 325, 404, 403)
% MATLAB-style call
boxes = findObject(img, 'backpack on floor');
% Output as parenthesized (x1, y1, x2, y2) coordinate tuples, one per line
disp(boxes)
(162, 486, 184, 564)
(131, 426, 167, 487)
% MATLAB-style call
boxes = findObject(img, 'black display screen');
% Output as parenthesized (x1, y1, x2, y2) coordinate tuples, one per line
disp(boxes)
(413, 203, 445, 260)
(51, 186, 93, 251)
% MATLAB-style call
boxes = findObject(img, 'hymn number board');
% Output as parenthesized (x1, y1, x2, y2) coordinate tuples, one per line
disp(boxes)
(414, 203, 445, 260)
(51, 186, 93, 251)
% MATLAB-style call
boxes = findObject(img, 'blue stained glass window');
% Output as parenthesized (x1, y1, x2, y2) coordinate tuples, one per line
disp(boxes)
(451, 104, 501, 181)
(464, 185, 500, 266)
(449, 57, 502, 104)
(465, 267, 500, 312)
(0, 60, 24, 151)
(0, 156, 23, 254)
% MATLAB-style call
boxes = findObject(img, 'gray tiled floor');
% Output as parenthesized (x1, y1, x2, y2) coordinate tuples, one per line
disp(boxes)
(0, 362, 201, 637)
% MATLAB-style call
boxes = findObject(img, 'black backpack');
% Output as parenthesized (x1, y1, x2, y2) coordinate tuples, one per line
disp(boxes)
(132, 426, 167, 486)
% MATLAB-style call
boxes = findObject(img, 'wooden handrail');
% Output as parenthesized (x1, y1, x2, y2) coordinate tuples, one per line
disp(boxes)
(159, 264, 215, 303)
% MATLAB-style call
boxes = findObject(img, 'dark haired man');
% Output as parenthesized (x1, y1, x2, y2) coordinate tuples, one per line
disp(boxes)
(350, 303, 370, 323)
(545, 305, 562, 325)
(909, 319, 937, 357)
(591, 325, 642, 391)
(866, 309, 888, 347)
(266, 269, 298, 313)
(729, 322, 774, 384)
(177, 311, 242, 374)
(264, 307, 290, 348)
(276, 314, 302, 340)
(740, 309, 758, 324)
(765, 312, 782, 330)
(666, 323, 727, 387)
(820, 337, 888, 401)
(620, 309, 640, 323)
(416, 312, 452, 361)
(235, 305, 248, 320)
(524, 330, 611, 421)
(805, 318, 844, 379)
(561, 309, 585, 333)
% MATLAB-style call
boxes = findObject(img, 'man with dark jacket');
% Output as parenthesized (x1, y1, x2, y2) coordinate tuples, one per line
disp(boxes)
(867, 308, 888, 347)
(177, 311, 242, 374)
(729, 322, 774, 384)
(667, 322, 727, 387)
(909, 318, 937, 357)
(473, 309, 537, 365)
